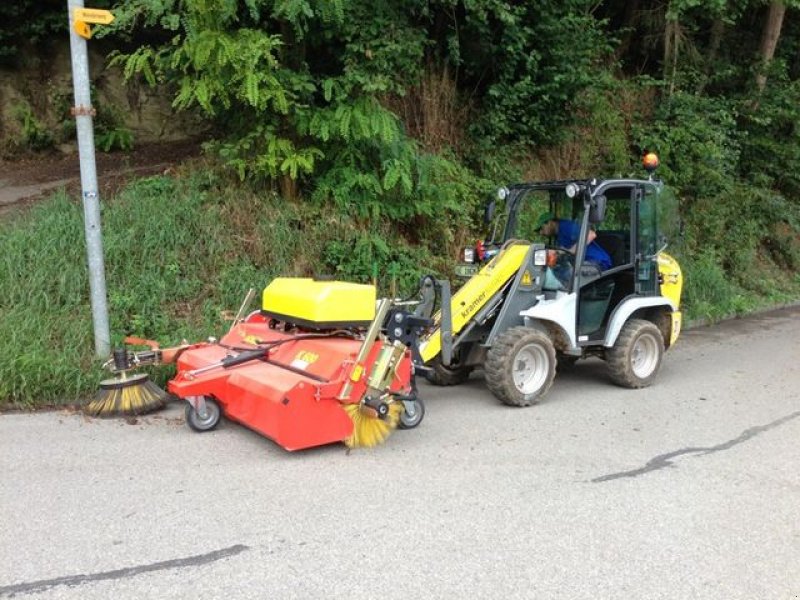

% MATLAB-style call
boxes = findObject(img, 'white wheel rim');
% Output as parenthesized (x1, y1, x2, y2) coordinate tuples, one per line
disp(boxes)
(631, 332, 659, 379)
(512, 343, 549, 394)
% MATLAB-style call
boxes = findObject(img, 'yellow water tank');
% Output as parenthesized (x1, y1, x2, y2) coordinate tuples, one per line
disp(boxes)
(262, 278, 376, 328)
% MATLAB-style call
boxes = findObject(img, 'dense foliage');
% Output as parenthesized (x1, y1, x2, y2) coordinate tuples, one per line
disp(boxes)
(99, 0, 799, 311)
(1, 1, 799, 406)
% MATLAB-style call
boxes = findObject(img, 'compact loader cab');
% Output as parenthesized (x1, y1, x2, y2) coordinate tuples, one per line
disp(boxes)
(503, 180, 665, 340)
(423, 156, 683, 406)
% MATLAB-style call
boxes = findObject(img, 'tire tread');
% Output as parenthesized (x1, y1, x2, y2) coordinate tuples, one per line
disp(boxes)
(607, 319, 664, 388)
(485, 326, 556, 406)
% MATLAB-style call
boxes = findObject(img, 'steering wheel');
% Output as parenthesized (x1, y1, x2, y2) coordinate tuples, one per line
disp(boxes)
(543, 248, 575, 290)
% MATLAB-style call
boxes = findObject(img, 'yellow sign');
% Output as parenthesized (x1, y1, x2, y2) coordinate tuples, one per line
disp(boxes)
(73, 20, 92, 39)
(350, 364, 364, 382)
(521, 270, 533, 286)
(73, 8, 115, 24)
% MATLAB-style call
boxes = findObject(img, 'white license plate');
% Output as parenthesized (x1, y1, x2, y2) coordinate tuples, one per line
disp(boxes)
(454, 264, 479, 278)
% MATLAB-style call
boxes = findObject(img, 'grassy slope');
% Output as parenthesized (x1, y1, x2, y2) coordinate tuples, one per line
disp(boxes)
(0, 172, 445, 407)
(1, 171, 798, 408)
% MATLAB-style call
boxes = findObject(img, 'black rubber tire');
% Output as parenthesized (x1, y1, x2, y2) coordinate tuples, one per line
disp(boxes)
(185, 397, 221, 432)
(425, 355, 473, 386)
(485, 326, 556, 406)
(398, 398, 425, 430)
(606, 319, 664, 388)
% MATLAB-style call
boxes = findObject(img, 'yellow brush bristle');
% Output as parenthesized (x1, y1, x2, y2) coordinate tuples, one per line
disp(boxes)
(85, 375, 167, 418)
(342, 402, 402, 448)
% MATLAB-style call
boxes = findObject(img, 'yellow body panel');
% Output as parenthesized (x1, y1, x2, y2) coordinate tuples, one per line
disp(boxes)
(262, 278, 376, 325)
(419, 243, 530, 363)
(669, 311, 682, 346)
(657, 252, 683, 344)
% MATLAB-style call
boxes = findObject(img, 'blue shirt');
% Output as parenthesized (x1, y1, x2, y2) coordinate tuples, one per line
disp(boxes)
(556, 219, 612, 271)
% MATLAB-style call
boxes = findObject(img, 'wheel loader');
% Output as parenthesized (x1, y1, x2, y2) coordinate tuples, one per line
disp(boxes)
(417, 155, 684, 405)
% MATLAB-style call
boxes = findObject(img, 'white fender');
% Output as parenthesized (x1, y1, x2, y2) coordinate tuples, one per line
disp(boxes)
(520, 292, 578, 349)
(604, 296, 677, 347)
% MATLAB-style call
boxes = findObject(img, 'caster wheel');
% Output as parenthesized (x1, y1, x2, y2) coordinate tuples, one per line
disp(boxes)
(398, 398, 425, 430)
(185, 397, 221, 432)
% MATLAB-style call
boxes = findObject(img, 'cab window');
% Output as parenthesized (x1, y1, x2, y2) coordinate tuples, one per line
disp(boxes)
(594, 187, 632, 268)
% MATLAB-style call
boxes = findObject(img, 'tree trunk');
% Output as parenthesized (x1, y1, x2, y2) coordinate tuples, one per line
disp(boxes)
(664, 15, 680, 97)
(707, 17, 725, 65)
(755, 1, 786, 92)
(613, 0, 641, 64)
(697, 17, 725, 93)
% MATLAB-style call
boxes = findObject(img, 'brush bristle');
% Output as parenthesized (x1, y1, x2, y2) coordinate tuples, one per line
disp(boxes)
(342, 402, 402, 448)
(85, 375, 167, 417)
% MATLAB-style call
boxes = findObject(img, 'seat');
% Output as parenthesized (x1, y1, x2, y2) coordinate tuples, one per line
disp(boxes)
(595, 232, 626, 267)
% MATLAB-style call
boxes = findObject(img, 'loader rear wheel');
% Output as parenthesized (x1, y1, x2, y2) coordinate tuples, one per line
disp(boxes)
(485, 327, 556, 407)
(606, 319, 664, 388)
(185, 397, 221, 432)
(398, 398, 425, 430)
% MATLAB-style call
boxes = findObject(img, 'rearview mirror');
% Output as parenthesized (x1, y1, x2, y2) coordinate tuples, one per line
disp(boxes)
(589, 194, 606, 224)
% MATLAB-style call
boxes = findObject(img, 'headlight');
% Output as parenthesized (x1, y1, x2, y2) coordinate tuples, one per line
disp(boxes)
(533, 249, 547, 266)
(462, 247, 475, 263)
(565, 183, 580, 198)
(497, 187, 509, 200)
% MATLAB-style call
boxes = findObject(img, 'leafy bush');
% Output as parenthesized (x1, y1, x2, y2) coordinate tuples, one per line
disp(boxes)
(95, 127, 134, 152)
(460, 1, 612, 147)
(738, 71, 800, 197)
(94, 97, 135, 151)
(636, 91, 741, 199)
(12, 102, 53, 151)
(682, 250, 754, 321)
(322, 230, 432, 295)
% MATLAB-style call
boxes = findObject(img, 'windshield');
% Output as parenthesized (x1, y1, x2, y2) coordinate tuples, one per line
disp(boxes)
(499, 187, 584, 292)
(505, 188, 580, 242)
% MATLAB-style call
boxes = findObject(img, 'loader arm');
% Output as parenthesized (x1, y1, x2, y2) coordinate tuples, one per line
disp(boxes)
(419, 243, 530, 363)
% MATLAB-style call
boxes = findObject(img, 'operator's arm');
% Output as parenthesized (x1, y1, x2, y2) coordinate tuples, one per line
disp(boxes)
(567, 228, 596, 254)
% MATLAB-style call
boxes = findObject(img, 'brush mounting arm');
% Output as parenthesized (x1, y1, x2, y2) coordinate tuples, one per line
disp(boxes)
(106, 347, 162, 373)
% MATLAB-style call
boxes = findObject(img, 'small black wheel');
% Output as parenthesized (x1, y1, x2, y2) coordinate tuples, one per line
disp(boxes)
(485, 326, 556, 406)
(185, 397, 221, 432)
(606, 319, 664, 388)
(398, 398, 425, 430)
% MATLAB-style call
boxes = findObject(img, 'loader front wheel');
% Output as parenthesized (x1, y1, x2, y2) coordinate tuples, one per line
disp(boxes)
(398, 398, 425, 430)
(485, 327, 556, 407)
(185, 397, 221, 432)
(606, 319, 664, 388)
(425, 347, 473, 386)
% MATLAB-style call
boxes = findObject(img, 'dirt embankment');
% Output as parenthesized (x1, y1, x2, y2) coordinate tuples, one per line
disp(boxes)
(0, 140, 202, 218)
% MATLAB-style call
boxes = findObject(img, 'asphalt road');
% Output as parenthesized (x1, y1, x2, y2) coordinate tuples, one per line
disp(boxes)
(1, 307, 799, 599)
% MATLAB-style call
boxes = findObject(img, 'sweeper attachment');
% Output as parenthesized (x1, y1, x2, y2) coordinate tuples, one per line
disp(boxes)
(160, 278, 429, 450)
(85, 344, 170, 417)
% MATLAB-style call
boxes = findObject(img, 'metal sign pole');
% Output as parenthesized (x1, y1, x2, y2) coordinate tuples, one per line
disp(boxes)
(67, 0, 111, 358)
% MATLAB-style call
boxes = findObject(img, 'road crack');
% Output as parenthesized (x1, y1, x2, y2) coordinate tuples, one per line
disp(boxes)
(591, 410, 800, 483)
(0, 544, 249, 597)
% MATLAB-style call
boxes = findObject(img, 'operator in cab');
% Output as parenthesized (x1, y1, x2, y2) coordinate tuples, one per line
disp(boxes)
(537, 214, 612, 273)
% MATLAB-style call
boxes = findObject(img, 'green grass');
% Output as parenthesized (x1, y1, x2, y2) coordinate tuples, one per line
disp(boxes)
(0, 173, 442, 408)
(680, 247, 800, 323)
